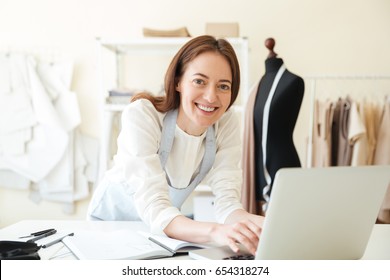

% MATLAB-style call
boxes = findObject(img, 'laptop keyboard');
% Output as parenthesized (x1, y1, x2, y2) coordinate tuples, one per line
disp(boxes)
(223, 253, 255, 260)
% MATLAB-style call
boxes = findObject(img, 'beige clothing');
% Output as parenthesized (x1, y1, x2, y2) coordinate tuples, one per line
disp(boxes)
(349, 100, 369, 166)
(311, 99, 334, 167)
(310, 96, 389, 223)
(361, 100, 379, 165)
(241, 81, 263, 215)
(373, 97, 390, 165)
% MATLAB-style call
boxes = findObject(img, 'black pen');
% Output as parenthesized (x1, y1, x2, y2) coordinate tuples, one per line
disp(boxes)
(19, 228, 56, 238)
(27, 229, 57, 243)
(41, 232, 74, 248)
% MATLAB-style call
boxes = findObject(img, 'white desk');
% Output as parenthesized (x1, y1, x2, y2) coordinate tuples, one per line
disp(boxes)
(1, 220, 389, 260)
(0, 220, 188, 260)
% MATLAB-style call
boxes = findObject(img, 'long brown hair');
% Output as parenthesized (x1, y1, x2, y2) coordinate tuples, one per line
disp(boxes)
(131, 35, 240, 113)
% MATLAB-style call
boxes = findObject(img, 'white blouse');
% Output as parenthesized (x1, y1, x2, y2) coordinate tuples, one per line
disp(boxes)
(101, 99, 244, 233)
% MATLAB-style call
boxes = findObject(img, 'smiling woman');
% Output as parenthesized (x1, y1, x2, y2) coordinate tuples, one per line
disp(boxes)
(175, 51, 233, 136)
(87, 35, 265, 256)
(131, 35, 240, 113)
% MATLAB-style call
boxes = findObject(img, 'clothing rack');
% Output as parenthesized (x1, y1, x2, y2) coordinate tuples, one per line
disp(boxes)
(304, 75, 390, 168)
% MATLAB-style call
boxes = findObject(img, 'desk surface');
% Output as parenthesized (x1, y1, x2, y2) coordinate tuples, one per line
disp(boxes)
(1, 220, 389, 260)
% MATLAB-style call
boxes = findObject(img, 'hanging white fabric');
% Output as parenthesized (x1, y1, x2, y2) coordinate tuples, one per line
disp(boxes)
(0, 52, 98, 214)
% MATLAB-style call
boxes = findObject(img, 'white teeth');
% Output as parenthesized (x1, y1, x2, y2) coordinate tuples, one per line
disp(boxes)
(197, 104, 215, 112)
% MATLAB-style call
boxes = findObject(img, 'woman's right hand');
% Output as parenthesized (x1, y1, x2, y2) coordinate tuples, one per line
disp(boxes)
(209, 219, 261, 255)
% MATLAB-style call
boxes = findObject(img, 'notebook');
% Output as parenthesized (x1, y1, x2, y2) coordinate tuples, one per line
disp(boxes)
(62, 229, 209, 260)
(190, 165, 390, 260)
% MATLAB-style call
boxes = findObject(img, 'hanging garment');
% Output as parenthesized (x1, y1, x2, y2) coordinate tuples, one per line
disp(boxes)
(331, 99, 341, 166)
(360, 99, 379, 165)
(332, 97, 352, 166)
(37, 59, 98, 211)
(0, 54, 37, 157)
(311, 99, 334, 167)
(349, 100, 368, 166)
(0, 54, 68, 182)
(374, 97, 390, 165)
(1, 53, 98, 214)
(31, 60, 86, 212)
(37, 60, 81, 131)
(241, 81, 262, 214)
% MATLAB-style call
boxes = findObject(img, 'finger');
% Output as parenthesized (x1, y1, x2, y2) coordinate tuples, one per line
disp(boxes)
(237, 225, 259, 243)
(229, 227, 258, 255)
(232, 221, 260, 242)
(227, 238, 240, 253)
(233, 234, 257, 255)
(244, 220, 262, 238)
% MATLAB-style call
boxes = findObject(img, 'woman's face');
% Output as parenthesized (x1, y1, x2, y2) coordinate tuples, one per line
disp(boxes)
(176, 51, 232, 136)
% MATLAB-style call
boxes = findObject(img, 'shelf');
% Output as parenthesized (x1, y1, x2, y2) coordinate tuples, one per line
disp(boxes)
(99, 37, 190, 53)
(98, 37, 249, 55)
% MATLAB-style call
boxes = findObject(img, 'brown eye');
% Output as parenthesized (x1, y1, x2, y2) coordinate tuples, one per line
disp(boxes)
(218, 84, 231, 91)
(193, 79, 205, 86)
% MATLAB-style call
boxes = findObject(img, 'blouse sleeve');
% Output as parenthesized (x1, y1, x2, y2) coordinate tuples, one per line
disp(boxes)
(114, 100, 182, 234)
(205, 109, 245, 223)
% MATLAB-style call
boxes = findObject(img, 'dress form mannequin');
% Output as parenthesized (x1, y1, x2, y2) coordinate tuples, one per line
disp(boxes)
(253, 38, 304, 212)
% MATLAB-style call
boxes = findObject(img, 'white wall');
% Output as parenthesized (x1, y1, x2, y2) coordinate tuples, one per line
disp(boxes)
(1, 0, 390, 227)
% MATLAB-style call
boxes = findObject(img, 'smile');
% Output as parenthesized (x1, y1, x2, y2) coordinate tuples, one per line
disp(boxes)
(196, 103, 216, 112)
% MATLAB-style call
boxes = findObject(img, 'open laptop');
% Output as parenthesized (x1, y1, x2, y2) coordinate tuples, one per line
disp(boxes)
(189, 165, 390, 260)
